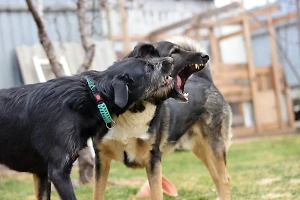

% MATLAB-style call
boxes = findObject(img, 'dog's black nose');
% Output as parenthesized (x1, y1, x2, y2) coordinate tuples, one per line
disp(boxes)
(200, 53, 209, 61)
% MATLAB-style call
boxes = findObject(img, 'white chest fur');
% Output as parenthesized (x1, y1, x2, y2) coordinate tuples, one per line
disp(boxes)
(102, 102, 157, 144)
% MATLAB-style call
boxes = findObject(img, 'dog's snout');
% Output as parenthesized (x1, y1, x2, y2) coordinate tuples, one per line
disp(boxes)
(200, 53, 209, 61)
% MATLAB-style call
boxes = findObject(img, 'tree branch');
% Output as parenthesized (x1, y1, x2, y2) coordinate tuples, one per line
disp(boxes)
(26, 0, 64, 77)
(76, 0, 96, 74)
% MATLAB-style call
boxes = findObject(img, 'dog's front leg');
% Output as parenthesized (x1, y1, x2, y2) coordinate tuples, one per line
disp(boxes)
(93, 147, 112, 200)
(33, 174, 51, 200)
(146, 146, 163, 200)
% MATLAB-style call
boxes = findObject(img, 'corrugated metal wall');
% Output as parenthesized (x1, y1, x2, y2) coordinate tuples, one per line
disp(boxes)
(0, 0, 100, 89)
(0, 0, 214, 89)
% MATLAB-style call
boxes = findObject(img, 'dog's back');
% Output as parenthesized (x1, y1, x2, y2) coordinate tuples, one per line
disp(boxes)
(0, 77, 88, 173)
(166, 69, 232, 152)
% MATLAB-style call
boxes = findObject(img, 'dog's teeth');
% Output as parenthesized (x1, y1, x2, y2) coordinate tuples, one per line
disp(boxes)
(195, 64, 199, 69)
(183, 93, 189, 99)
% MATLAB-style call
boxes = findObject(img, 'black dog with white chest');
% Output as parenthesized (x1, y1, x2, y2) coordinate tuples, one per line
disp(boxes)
(0, 44, 176, 200)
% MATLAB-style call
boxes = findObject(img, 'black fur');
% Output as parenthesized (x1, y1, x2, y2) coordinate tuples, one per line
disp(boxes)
(0, 45, 175, 200)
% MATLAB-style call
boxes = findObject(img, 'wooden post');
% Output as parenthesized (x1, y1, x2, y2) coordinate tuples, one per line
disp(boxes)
(283, 77, 295, 126)
(266, 4, 285, 128)
(119, 0, 130, 53)
(241, 1, 261, 132)
(101, 0, 112, 40)
(209, 27, 220, 72)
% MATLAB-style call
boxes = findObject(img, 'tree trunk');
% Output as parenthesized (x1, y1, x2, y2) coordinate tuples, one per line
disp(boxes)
(27, 0, 97, 185)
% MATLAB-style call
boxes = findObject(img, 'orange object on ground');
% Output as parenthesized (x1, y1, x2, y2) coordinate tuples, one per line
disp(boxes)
(136, 175, 178, 198)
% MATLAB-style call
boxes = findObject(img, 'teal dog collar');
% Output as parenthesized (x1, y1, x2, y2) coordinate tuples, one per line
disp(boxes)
(85, 77, 113, 125)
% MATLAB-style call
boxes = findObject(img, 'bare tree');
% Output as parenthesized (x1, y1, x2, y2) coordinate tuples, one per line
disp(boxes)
(26, 0, 64, 77)
(26, 0, 96, 184)
(76, 0, 96, 184)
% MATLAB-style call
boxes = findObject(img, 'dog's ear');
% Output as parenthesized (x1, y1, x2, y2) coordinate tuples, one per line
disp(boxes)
(137, 44, 156, 58)
(112, 75, 129, 108)
(135, 42, 147, 47)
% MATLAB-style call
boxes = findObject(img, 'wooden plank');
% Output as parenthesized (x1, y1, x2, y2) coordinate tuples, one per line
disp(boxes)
(190, 4, 279, 31)
(232, 126, 256, 136)
(257, 90, 278, 126)
(258, 75, 268, 91)
(119, 0, 130, 53)
(147, 2, 240, 38)
(282, 75, 295, 126)
(16, 46, 37, 84)
(218, 22, 264, 40)
(255, 67, 271, 75)
(209, 27, 220, 72)
(261, 123, 280, 130)
(218, 85, 251, 95)
(225, 94, 252, 102)
(215, 69, 249, 79)
(219, 63, 247, 71)
(267, 9, 285, 128)
(218, 11, 296, 41)
(192, 16, 243, 29)
(242, 12, 262, 132)
(273, 11, 296, 24)
(250, 4, 280, 17)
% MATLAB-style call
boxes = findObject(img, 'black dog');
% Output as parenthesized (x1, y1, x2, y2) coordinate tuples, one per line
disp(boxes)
(0, 44, 177, 200)
(93, 41, 209, 200)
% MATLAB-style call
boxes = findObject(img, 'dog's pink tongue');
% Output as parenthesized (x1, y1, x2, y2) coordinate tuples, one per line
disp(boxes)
(176, 76, 182, 88)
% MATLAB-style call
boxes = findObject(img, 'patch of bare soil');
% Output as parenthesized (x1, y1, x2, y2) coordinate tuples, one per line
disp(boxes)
(258, 177, 281, 185)
(0, 164, 31, 181)
(262, 193, 292, 199)
(290, 179, 300, 185)
(107, 178, 146, 186)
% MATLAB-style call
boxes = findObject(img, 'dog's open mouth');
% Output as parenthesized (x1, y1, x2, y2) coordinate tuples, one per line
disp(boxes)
(172, 62, 206, 102)
(162, 75, 173, 86)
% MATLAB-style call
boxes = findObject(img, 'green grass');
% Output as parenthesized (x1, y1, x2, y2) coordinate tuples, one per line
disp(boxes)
(0, 135, 300, 200)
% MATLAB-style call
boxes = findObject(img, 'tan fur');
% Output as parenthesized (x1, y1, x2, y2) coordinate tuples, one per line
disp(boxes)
(93, 153, 111, 200)
(189, 124, 231, 200)
(94, 102, 170, 200)
(146, 162, 163, 200)
(33, 175, 47, 200)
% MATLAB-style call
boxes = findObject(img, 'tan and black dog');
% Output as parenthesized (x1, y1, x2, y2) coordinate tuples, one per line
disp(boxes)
(92, 41, 210, 200)
(155, 37, 232, 200)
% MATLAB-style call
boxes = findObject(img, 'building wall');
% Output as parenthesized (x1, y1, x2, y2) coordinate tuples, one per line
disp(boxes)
(0, 0, 214, 89)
